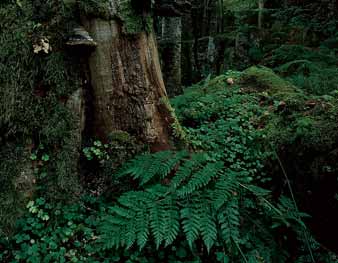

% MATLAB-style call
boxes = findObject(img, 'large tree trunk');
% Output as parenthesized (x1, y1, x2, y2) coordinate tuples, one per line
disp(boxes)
(83, 12, 174, 150)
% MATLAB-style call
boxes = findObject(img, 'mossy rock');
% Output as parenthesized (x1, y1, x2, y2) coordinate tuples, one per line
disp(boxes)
(175, 67, 338, 154)
(239, 66, 296, 94)
(239, 66, 316, 113)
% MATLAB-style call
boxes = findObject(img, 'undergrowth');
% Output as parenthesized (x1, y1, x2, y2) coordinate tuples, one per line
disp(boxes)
(1, 0, 338, 261)
(0, 0, 82, 231)
(2, 70, 338, 262)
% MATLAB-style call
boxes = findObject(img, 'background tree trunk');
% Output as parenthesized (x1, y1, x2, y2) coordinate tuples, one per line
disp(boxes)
(258, 0, 264, 31)
(159, 16, 183, 97)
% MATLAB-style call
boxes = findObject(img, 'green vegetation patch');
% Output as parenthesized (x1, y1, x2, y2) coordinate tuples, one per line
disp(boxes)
(263, 45, 338, 95)
(0, 1, 82, 232)
(78, 0, 153, 34)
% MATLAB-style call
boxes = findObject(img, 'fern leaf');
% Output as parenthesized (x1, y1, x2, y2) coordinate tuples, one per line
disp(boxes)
(170, 153, 205, 189)
(242, 184, 271, 197)
(181, 200, 201, 248)
(117, 153, 154, 179)
(219, 198, 241, 246)
(150, 200, 165, 248)
(103, 232, 121, 250)
(178, 162, 223, 197)
(108, 205, 136, 220)
(200, 200, 217, 252)
(211, 173, 239, 209)
(125, 218, 137, 249)
(157, 150, 189, 180)
(136, 207, 150, 250)
(162, 197, 180, 247)
(98, 221, 123, 249)
(140, 151, 174, 185)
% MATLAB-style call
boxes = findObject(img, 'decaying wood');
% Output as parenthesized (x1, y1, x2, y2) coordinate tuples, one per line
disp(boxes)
(84, 18, 173, 150)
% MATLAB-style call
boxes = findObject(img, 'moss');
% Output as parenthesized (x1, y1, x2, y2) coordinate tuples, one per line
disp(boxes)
(175, 67, 338, 156)
(239, 66, 316, 113)
(78, 0, 153, 34)
(118, 0, 153, 34)
(0, 1, 82, 232)
(238, 67, 338, 151)
(0, 145, 26, 235)
(240, 66, 296, 94)
(160, 97, 188, 145)
(78, 0, 113, 20)
(108, 131, 132, 143)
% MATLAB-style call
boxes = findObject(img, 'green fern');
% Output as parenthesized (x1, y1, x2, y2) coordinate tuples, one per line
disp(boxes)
(219, 198, 241, 246)
(181, 197, 202, 248)
(117, 151, 187, 186)
(177, 161, 223, 197)
(98, 150, 314, 260)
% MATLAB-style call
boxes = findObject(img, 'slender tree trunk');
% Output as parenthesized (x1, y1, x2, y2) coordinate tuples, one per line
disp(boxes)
(159, 16, 183, 97)
(82, 13, 174, 150)
(258, 0, 264, 31)
(217, 0, 224, 33)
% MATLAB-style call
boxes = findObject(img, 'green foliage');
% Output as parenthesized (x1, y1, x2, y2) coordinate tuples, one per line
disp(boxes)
(79, 0, 153, 34)
(0, 0, 82, 231)
(0, 196, 205, 262)
(94, 72, 331, 260)
(262, 45, 338, 95)
(118, 0, 153, 34)
(78, 0, 113, 20)
(83, 140, 109, 162)
(2, 0, 338, 260)
(223, 0, 258, 12)
(97, 149, 320, 261)
(0, 196, 117, 263)
(239, 66, 296, 94)
(2, 70, 338, 261)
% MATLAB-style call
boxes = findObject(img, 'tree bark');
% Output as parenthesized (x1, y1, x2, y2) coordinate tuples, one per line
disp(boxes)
(159, 16, 183, 97)
(83, 14, 173, 150)
(258, 0, 264, 31)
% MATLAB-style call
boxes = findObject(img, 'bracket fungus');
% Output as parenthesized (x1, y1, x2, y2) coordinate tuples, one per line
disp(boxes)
(66, 26, 97, 49)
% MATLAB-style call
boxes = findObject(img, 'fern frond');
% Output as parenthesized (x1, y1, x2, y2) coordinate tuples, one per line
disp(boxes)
(200, 199, 217, 252)
(170, 153, 206, 189)
(149, 199, 165, 248)
(117, 153, 155, 179)
(140, 151, 175, 185)
(108, 205, 136, 220)
(178, 161, 224, 197)
(181, 199, 202, 248)
(157, 150, 189, 180)
(118, 151, 189, 185)
(125, 217, 137, 249)
(241, 184, 271, 197)
(161, 197, 180, 247)
(218, 198, 241, 246)
(136, 207, 149, 249)
(211, 172, 239, 209)
(98, 219, 124, 250)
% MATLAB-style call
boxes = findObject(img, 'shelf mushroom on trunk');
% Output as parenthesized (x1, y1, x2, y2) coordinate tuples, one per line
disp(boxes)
(66, 26, 97, 48)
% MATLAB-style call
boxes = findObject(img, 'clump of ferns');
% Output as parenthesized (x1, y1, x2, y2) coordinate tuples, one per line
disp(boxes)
(97, 150, 310, 261)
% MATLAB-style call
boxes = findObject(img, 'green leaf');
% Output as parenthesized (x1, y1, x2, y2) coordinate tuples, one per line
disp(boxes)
(41, 154, 50, 162)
